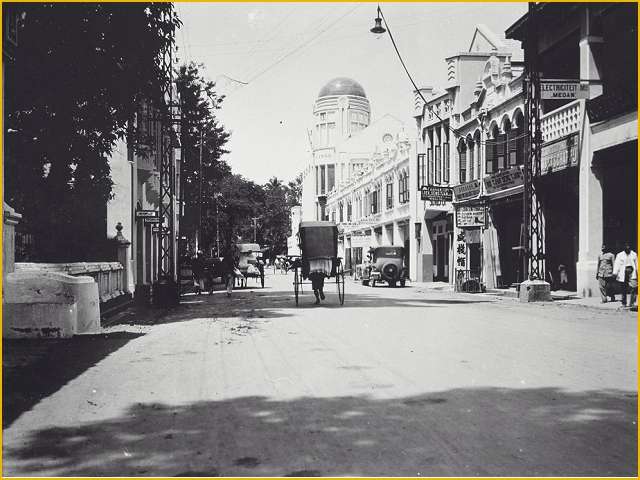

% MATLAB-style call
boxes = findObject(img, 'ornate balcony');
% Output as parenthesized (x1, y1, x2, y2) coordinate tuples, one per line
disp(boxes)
(540, 100, 582, 143)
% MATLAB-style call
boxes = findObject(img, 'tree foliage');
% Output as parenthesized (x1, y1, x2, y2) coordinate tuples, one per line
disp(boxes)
(176, 62, 230, 252)
(5, 3, 181, 261)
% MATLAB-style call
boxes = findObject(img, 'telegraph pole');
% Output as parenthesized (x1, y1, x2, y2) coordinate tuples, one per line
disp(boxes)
(522, 2, 551, 300)
(196, 129, 203, 253)
(251, 217, 258, 243)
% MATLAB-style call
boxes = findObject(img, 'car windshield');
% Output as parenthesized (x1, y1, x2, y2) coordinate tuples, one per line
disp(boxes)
(375, 247, 403, 258)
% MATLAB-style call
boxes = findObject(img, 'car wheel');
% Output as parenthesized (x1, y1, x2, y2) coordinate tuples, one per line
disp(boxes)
(400, 280, 406, 287)
(389, 280, 397, 288)
(362, 280, 369, 286)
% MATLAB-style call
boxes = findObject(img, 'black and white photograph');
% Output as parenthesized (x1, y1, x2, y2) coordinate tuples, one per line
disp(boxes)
(2, 1, 638, 476)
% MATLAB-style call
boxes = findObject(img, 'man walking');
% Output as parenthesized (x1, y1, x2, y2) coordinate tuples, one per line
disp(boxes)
(596, 244, 616, 303)
(614, 242, 638, 307)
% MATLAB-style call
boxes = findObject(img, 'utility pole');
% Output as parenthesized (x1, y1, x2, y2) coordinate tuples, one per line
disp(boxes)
(251, 217, 259, 243)
(196, 129, 203, 253)
(215, 193, 222, 256)
(521, 2, 551, 301)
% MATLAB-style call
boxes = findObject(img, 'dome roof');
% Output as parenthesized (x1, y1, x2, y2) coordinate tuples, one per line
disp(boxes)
(318, 77, 366, 98)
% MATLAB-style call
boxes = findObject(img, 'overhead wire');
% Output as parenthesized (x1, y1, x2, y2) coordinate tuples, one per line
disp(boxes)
(242, 4, 361, 86)
(236, 7, 295, 82)
(377, 6, 528, 147)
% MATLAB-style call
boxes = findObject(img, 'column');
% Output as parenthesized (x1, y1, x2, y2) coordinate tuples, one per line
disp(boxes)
(422, 220, 434, 282)
(580, 8, 603, 98)
(576, 108, 602, 297)
(3, 203, 22, 278)
(115, 222, 133, 294)
(393, 221, 402, 248)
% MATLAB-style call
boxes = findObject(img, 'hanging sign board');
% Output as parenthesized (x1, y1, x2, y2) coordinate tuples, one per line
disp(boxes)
(350, 234, 372, 249)
(540, 81, 589, 100)
(136, 209, 158, 218)
(456, 204, 486, 228)
(420, 185, 453, 202)
(483, 166, 524, 195)
(453, 180, 481, 202)
(540, 132, 579, 174)
(144, 217, 160, 224)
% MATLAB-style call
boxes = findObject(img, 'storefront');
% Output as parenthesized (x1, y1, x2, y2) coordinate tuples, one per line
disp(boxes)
(594, 140, 638, 252)
(483, 166, 525, 288)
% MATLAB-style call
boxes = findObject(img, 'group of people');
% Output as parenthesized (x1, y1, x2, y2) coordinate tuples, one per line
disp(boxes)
(596, 242, 638, 307)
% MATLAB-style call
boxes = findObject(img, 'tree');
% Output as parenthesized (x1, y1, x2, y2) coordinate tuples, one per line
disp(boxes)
(5, 3, 181, 261)
(216, 174, 264, 248)
(261, 177, 291, 256)
(287, 173, 303, 208)
(176, 62, 230, 254)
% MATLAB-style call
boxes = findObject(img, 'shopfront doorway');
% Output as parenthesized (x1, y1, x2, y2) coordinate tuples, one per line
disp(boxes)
(596, 141, 638, 252)
(490, 196, 523, 287)
(539, 168, 579, 290)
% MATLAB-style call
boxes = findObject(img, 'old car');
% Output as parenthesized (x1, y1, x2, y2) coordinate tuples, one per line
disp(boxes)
(361, 246, 408, 288)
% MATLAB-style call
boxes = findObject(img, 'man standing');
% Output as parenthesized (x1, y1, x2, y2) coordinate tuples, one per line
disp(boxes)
(614, 242, 638, 307)
(191, 251, 205, 295)
(596, 245, 616, 303)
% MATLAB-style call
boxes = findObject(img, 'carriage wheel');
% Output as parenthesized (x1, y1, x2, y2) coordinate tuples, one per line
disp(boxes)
(294, 267, 300, 306)
(336, 262, 345, 305)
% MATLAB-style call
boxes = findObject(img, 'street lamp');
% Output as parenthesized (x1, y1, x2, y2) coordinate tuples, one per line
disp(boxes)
(370, 6, 386, 34)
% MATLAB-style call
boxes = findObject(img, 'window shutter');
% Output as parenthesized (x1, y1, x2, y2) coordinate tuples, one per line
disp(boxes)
(485, 140, 495, 174)
(497, 134, 506, 170)
(443, 143, 450, 183)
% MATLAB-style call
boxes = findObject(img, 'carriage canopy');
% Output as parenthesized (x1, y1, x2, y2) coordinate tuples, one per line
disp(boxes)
(298, 221, 338, 259)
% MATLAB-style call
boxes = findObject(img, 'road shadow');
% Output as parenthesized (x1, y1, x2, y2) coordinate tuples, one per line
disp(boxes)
(3, 387, 636, 477)
(3, 332, 145, 428)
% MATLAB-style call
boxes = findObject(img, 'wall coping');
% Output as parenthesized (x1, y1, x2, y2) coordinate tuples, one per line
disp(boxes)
(15, 262, 123, 275)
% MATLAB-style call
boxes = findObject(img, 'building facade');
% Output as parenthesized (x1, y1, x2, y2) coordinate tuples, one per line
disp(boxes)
(414, 25, 526, 288)
(506, 3, 637, 297)
(301, 77, 372, 222)
(106, 94, 182, 302)
(325, 116, 416, 276)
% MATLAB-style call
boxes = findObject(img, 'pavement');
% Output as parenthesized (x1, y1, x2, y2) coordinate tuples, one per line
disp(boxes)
(3, 271, 637, 476)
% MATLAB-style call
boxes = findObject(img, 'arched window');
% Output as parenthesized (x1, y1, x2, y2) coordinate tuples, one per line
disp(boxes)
(485, 124, 500, 174)
(511, 110, 525, 166)
(386, 179, 394, 209)
(473, 130, 482, 179)
(467, 136, 475, 181)
(458, 139, 467, 183)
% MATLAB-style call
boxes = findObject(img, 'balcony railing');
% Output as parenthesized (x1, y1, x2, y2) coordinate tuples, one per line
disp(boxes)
(540, 100, 582, 143)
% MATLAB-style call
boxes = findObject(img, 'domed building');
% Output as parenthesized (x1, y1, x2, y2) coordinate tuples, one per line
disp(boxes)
(300, 77, 371, 221)
(292, 76, 416, 282)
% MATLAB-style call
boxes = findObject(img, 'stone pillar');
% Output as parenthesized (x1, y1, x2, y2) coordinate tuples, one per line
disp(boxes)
(3, 202, 22, 279)
(393, 221, 402, 248)
(115, 222, 132, 294)
(409, 221, 419, 282)
(580, 8, 603, 99)
(576, 111, 602, 297)
(422, 219, 434, 282)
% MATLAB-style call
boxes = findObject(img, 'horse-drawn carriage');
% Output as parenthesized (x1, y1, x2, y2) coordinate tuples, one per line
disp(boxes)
(236, 243, 265, 288)
(289, 221, 345, 306)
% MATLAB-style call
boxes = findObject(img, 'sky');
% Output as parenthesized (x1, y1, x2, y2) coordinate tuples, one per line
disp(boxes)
(175, 2, 528, 186)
